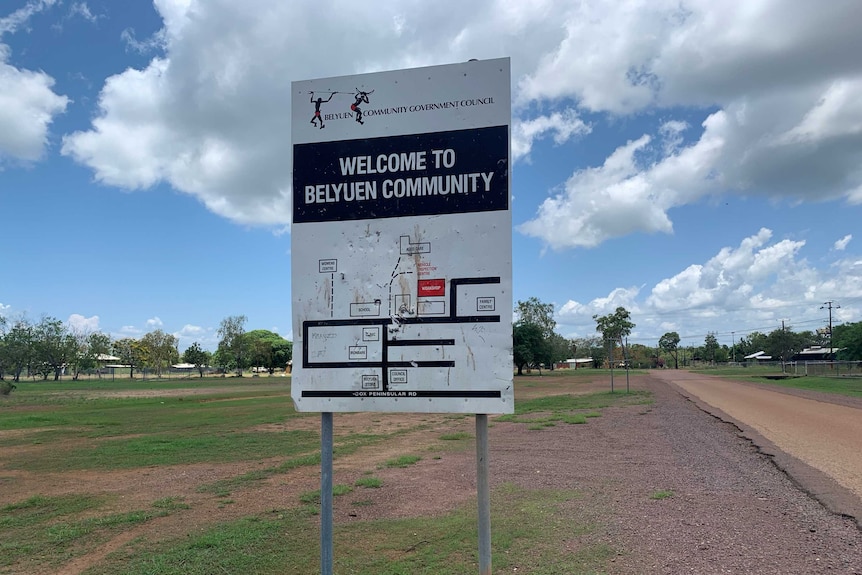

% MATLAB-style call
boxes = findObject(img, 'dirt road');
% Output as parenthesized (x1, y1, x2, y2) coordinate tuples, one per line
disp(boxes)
(654, 370, 862, 516)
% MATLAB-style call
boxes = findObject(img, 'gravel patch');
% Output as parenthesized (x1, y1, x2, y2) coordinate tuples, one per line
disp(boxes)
(488, 375, 862, 574)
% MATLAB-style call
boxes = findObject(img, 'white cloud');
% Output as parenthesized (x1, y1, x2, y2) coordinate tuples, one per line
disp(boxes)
(834, 234, 852, 251)
(173, 323, 219, 351)
(68, 2, 98, 23)
(0, 0, 58, 35)
(117, 325, 142, 337)
(0, 2, 68, 164)
(120, 27, 166, 54)
(176, 324, 204, 337)
(514, 1, 862, 249)
(519, 134, 697, 249)
(67, 313, 100, 333)
(646, 228, 807, 313)
(512, 108, 590, 162)
(146, 316, 164, 328)
(56, 0, 862, 239)
(558, 286, 642, 323)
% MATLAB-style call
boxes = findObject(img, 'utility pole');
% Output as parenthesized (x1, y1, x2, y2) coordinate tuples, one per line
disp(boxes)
(731, 331, 735, 364)
(820, 301, 840, 358)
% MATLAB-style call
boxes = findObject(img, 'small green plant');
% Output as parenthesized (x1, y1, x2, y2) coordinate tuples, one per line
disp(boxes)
(352, 500, 374, 507)
(299, 484, 354, 504)
(355, 476, 383, 488)
(650, 490, 674, 500)
(152, 497, 190, 511)
(384, 455, 421, 468)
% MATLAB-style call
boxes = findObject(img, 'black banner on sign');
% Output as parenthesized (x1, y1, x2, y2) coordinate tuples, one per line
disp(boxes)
(293, 126, 509, 223)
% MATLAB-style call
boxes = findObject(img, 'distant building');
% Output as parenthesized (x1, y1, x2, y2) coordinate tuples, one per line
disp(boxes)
(744, 351, 772, 361)
(790, 346, 842, 361)
(563, 358, 594, 369)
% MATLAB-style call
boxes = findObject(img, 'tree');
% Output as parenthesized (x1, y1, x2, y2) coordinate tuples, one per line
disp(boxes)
(833, 321, 862, 360)
(32, 317, 77, 381)
(183, 342, 211, 378)
(658, 331, 681, 369)
(703, 333, 719, 364)
(515, 297, 556, 339)
(218, 315, 248, 376)
(140, 329, 178, 377)
(513, 323, 545, 376)
(67, 328, 111, 381)
(3, 318, 34, 382)
(593, 307, 635, 367)
(0, 316, 13, 394)
(113, 338, 144, 378)
(245, 330, 292, 374)
(571, 336, 604, 368)
(546, 333, 572, 370)
(764, 326, 810, 369)
(86, 332, 112, 379)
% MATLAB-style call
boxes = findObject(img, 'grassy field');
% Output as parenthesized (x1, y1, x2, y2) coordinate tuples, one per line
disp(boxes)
(0, 373, 645, 574)
(689, 366, 862, 397)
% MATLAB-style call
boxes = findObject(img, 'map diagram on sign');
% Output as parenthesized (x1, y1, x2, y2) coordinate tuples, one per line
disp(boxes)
(301, 233, 504, 399)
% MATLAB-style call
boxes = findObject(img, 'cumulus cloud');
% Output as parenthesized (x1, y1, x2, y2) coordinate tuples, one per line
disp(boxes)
(512, 108, 590, 162)
(518, 134, 696, 249)
(555, 228, 860, 341)
(0, 1, 68, 164)
(67, 313, 100, 333)
(55, 0, 862, 243)
(146, 316, 164, 328)
(514, 1, 862, 248)
(117, 325, 142, 337)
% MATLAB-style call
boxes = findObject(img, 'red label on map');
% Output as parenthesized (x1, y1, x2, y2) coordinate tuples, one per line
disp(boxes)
(418, 279, 446, 296)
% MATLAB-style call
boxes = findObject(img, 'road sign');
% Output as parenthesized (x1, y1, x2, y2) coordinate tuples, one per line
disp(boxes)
(291, 58, 512, 413)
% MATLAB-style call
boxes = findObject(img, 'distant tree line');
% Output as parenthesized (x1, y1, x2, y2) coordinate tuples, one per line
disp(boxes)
(511, 298, 862, 376)
(513, 299, 637, 375)
(0, 313, 292, 394)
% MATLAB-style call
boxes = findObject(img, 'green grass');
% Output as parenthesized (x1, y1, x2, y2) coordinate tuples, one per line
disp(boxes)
(498, 390, 652, 425)
(383, 455, 421, 468)
(354, 476, 383, 488)
(1, 378, 626, 573)
(0, 494, 163, 571)
(84, 484, 615, 575)
(152, 497, 191, 511)
(691, 368, 862, 397)
(4, 429, 320, 472)
(650, 490, 674, 500)
(298, 484, 354, 504)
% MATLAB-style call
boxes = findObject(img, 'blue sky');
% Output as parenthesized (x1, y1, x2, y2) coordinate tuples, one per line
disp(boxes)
(1, 0, 861, 353)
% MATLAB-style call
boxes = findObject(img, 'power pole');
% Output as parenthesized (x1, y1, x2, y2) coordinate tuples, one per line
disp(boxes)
(731, 331, 735, 364)
(820, 301, 840, 358)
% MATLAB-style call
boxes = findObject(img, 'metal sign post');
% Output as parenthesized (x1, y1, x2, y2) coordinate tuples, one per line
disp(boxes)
(320, 412, 333, 575)
(291, 58, 512, 574)
(476, 414, 491, 575)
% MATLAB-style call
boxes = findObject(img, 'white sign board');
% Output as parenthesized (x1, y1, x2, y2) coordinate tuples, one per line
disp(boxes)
(291, 58, 512, 414)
